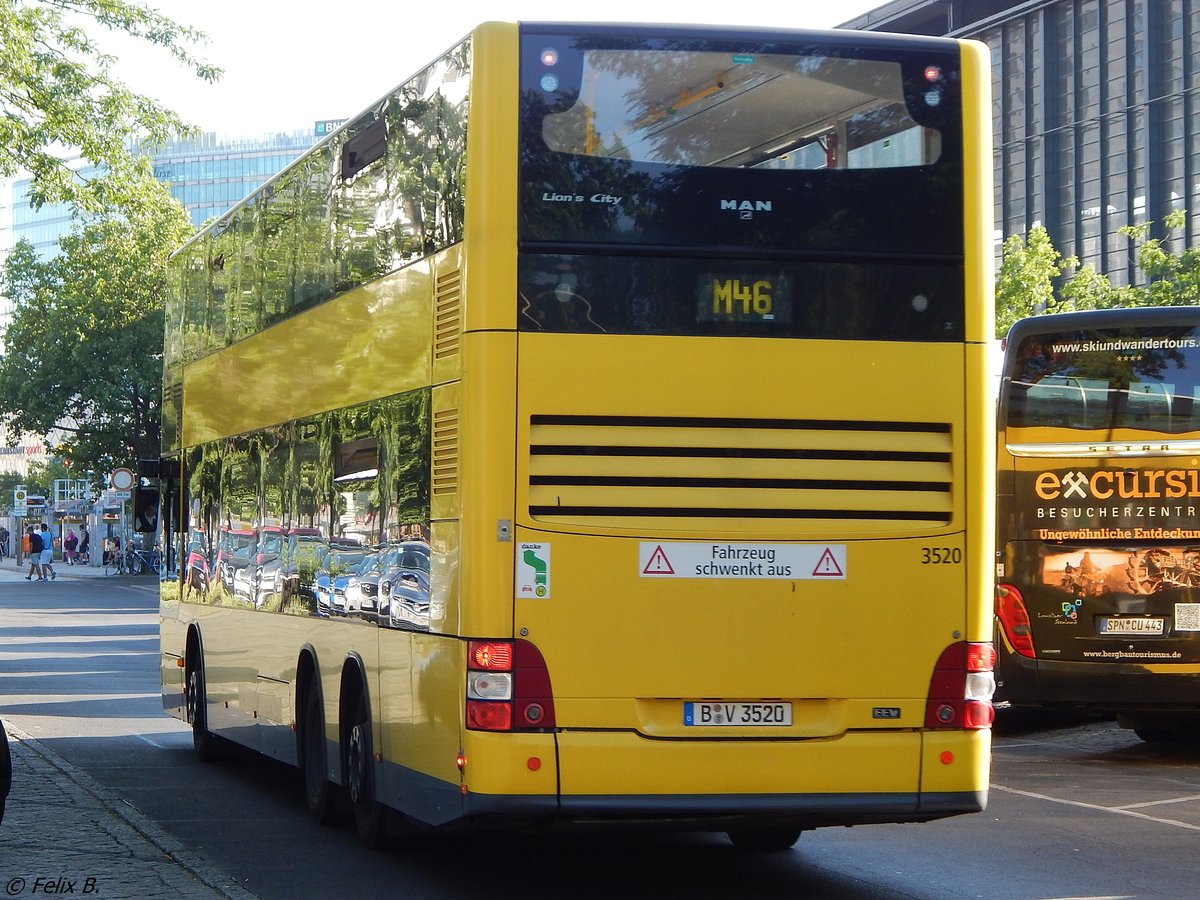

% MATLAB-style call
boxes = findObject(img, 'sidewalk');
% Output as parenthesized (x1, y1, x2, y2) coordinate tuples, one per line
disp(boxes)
(0, 557, 254, 898)
(0, 556, 145, 583)
(0, 725, 254, 899)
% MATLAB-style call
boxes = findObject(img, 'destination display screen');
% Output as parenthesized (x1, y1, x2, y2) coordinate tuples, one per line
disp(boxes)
(696, 274, 792, 325)
(517, 252, 962, 340)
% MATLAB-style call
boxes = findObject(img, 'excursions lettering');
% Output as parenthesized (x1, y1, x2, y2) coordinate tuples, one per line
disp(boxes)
(1035, 469, 1200, 501)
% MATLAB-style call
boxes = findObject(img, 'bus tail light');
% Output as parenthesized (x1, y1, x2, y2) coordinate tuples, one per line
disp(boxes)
(925, 641, 996, 730)
(995, 584, 1036, 658)
(466, 639, 556, 732)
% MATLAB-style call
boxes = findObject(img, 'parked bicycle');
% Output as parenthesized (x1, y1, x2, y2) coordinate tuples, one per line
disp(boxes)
(104, 542, 161, 576)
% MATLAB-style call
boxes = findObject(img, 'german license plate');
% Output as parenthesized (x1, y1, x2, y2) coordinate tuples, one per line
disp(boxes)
(683, 701, 792, 726)
(1098, 616, 1166, 636)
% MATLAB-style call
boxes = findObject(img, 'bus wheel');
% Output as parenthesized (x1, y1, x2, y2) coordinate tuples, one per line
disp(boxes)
(346, 692, 386, 848)
(726, 828, 802, 851)
(186, 662, 219, 762)
(302, 675, 336, 825)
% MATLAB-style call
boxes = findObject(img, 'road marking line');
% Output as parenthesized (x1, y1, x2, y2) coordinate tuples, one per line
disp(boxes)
(1114, 793, 1200, 810)
(992, 784, 1200, 832)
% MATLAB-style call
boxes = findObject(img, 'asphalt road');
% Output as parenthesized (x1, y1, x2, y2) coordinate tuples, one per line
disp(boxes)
(3, 568, 1200, 899)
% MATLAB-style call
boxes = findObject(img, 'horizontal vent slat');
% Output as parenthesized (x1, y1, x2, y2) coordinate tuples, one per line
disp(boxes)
(529, 506, 950, 522)
(530, 475, 949, 492)
(527, 414, 954, 530)
(531, 444, 949, 463)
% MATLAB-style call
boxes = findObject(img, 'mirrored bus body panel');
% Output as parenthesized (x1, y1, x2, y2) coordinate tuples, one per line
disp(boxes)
(996, 308, 1200, 738)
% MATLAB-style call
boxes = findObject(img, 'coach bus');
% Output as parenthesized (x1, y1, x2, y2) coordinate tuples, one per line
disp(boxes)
(995, 307, 1200, 741)
(158, 21, 996, 850)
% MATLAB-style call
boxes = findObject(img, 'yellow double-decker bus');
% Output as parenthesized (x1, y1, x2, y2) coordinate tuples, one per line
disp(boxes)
(159, 21, 996, 850)
(996, 307, 1200, 741)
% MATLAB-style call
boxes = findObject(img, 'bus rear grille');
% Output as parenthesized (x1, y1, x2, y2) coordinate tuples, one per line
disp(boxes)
(528, 414, 953, 531)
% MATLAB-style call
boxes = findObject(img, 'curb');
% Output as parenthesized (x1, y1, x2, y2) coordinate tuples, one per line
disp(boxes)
(0, 722, 256, 899)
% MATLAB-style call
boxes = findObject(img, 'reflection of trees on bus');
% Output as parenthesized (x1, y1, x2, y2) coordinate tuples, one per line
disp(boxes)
(168, 45, 469, 367)
(179, 390, 430, 618)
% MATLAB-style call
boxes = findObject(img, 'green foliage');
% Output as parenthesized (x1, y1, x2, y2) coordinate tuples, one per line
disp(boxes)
(0, 0, 220, 213)
(994, 228, 1076, 338)
(0, 185, 193, 472)
(996, 211, 1200, 336)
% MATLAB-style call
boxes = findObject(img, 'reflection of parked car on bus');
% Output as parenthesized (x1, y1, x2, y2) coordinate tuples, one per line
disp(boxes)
(379, 542, 431, 624)
(387, 567, 431, 631)
(216, 528, 255, 597)
(252, 527, 324, 607)
(314, 545, 369, 616)
(183, 528, 211, 593)
(356, 546, 405, 621)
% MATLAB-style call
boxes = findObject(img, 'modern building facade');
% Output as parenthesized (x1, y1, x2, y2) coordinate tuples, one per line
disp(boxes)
(4, 128, 321, 261)
(842, 0, 1200, 286)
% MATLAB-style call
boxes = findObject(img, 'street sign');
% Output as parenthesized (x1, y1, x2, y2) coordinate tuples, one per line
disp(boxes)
(110, 468, 135, 492)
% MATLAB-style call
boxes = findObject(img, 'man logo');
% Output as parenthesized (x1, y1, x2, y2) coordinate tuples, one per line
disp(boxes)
(721, 199, 773, 220)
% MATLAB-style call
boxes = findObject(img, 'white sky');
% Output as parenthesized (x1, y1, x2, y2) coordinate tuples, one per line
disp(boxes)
(112, 1, 885, 137)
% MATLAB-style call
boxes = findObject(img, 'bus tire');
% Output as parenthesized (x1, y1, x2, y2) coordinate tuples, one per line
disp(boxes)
(302, 674, 336, 825)
(346, 691, 386, 848)
(726, 828, 802, 851)
(186, 658, 220, 762)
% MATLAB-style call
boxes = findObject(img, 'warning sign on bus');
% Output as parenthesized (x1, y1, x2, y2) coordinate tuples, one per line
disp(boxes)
(638, 543, 846, 580)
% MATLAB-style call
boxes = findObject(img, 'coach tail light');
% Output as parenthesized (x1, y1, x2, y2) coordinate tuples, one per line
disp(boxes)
(925, 641, 996, 730)
(995, 584, 1036, 659)
(466, 640, 556, 732)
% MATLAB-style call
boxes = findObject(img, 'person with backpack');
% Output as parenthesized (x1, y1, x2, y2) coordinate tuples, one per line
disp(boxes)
(25, 526, 44, 581)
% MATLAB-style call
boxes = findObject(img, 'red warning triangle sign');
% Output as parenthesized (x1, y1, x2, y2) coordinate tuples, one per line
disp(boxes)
(812, 547, 844, 577)
(643, 545, 675, 575)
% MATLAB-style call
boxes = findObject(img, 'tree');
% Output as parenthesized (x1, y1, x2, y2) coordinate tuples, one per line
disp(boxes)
(996, 211, 1199, 335)
(0, 182, 192, 473)
(1124, 208, 1200, 306)
(0, 0, 219, 213)
(994, 227, 1075, 337)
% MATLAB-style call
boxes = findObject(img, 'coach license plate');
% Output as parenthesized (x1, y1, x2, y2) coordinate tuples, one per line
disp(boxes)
(1098, 616, 1166, 636)
(684, 701, 792, 727)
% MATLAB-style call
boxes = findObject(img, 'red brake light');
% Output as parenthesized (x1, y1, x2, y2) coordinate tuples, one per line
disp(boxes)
(925, 641, 996, 730)
(465, 640, 555, 731)
(995, 584, 1035, 658)
(466, 700, 512, 731)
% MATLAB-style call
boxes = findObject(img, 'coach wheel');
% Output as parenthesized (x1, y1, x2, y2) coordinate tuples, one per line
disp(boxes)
(346, 691, 386, 848)
(726, 828, 802, 851)
(302, 674, 336, 825)
(186, 661, 220, 762)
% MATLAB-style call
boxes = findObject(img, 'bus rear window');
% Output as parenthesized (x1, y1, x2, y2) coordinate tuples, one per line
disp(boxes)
(519, 28, 964, 255)
(1006, 328, 1200, 433)
(537, 49, 938, 171)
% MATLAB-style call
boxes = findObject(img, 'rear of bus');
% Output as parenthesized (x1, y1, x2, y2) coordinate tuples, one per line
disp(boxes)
(458, 24, 995, 839)
(995, 309, 1200, 738)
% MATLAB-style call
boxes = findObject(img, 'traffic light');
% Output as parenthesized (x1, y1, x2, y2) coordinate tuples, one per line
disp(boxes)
(132, 485, 159, 533)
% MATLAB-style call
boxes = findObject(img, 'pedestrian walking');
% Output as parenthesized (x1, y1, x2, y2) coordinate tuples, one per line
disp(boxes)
(78, 528, 91, 565)
(24, 527, 44, 581)
(39, 524, 56, 581)
(64, 528, 78, 565)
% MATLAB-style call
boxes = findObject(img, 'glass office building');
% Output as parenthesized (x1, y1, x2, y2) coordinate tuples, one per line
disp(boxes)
(5, 129, 320, 259)
(842, 0, 1200, 287)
